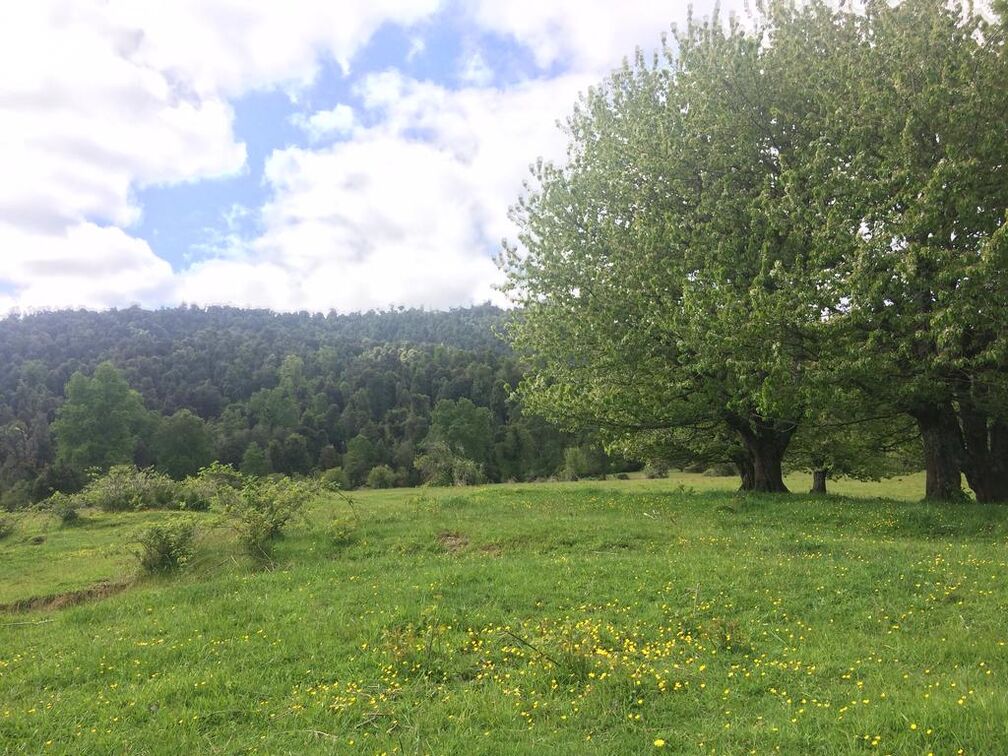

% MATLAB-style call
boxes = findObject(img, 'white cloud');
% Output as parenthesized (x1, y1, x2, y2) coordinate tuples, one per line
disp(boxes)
(0, 0, 745, 315)
(100, 0, 443, 96)
(175, 71, 594, 312)
(0, 222, 176, 312)
(470, 0, 724, 75)
(0, 0, 443, 314)
(459, 51, 493, 87)
(291, 104, 357, 142)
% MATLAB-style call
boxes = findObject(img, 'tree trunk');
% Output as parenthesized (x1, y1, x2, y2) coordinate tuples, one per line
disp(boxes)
(810, 469, 828, 495)
(728, 415, 793, 494)
(912, 404, 964, 502)
(959, 404, 1008, 504)
(736, 455, 755, 492)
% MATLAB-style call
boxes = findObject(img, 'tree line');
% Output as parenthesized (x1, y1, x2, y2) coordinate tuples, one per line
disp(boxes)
(0, 305, 625, 508)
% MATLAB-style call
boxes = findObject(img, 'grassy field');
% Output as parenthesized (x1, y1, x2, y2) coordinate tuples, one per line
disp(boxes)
(2, 472, 1007, 754)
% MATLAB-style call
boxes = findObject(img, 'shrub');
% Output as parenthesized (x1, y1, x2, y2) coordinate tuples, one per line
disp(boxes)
(321, 467, 349, 491)
(367, 465, 397, 489)
(47, 492, 80, 525)
(327, 521, 359, 549)
(559, 445, 608, 481)
(408, 494, 438, 514)
(178, 463, 246, 511)
(80, 466, 180, 511)
(1, 480, 33, 511)
(703, 462, 737, 477)
(644, 460, 670, 479)
(224, 477, 316, 560)
(451, 457, 485, 487)
(177, 477, 217, 511)
(137, 520, 195, 574)
(31, 463, 86, 502)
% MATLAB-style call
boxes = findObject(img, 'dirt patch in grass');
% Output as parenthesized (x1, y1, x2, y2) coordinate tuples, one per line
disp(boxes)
(0, 580, 132, 614)
(436, 531, 469, 554)
(479, 543, 502, 556)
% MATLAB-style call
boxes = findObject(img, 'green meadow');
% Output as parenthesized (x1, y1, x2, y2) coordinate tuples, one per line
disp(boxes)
(2, 473, 1007, 754)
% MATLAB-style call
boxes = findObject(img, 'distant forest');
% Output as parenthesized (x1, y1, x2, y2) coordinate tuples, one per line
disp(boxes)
(0, 305, 627, 508)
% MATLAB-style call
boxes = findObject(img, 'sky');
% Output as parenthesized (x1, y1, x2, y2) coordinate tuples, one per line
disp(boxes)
(0, 0, 728, 315)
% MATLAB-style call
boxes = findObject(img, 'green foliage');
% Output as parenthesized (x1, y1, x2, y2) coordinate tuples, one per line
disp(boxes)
(239, 443, 270, 477)
(501, 12, 820, 493)
(136, 520, 196, 574)
(449, 457, 484, 487)
(413, 441, 485, 487)
(153, 410, 214, 479)
(427, 398, 493, 467)
(320, 466, 349, 491)
(0, 480, 32, 512)
(343, 435, 377, 488)
(773, 0, 1008, 501)
(559, 445, 608, 481)
(268, 433, 312, 476)
(366, 464, 397, 489)
(52, 362, 149, 473)
(79, 466, 180, 512)
(223, 477, 316, 559)
(0, 516, 13, 540)
(46, 492, 80, 525)
(31, 463, 87, 502)
(643, 461, 670, 479)
(0, 306, 598, 499)
(317, 444, 340, 471)
(703, 463, 737, 478)
(179, 462, 246, 511)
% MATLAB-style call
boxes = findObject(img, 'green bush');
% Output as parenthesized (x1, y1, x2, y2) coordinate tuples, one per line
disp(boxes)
(1, 480, 33, 511)
(224, 477, 316, 560)
(559, 445, 608, 481)
(451, 457, 485, 487)
(178, 463, 246, 511)
(137, 520, 196, 574)
(644, 460, 670, 479)
(366, 464, 397, 489)
(321, 467, 349, 491)
(80, 466, 180, 511)
(46, 492, 80, 525)
(703, 462, 737, 477)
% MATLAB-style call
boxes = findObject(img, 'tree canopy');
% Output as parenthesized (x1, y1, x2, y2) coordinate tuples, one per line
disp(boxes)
(503, 0, 1008, 501)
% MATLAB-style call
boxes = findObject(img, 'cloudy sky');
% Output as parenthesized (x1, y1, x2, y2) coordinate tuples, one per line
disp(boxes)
(0, 0, 726, 315)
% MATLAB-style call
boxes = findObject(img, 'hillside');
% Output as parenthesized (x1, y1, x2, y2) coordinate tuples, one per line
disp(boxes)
(1, 474, 1006, 753)
(0, 306, 615, 507)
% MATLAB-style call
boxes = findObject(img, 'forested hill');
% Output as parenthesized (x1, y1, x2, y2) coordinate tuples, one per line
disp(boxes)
(0, 304, 508, 370)
(0, 305, 614, 508)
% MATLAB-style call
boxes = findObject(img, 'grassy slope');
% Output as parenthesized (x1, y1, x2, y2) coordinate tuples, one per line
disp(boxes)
(1, 473, 1006, 754)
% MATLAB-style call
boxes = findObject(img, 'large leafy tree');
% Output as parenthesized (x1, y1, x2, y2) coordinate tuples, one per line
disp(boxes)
(52, 362, 149, 472)
(503, 10, 829, 492)
(505, 0, 1008, 501)
(775, 0, 1008, 501)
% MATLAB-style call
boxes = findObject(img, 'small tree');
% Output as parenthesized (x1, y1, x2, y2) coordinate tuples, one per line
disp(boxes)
(240, 443, 270, 477)
(153, 410, 214, 479)
(366, 464, 397, 489)
(52, 362, 148, 473)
